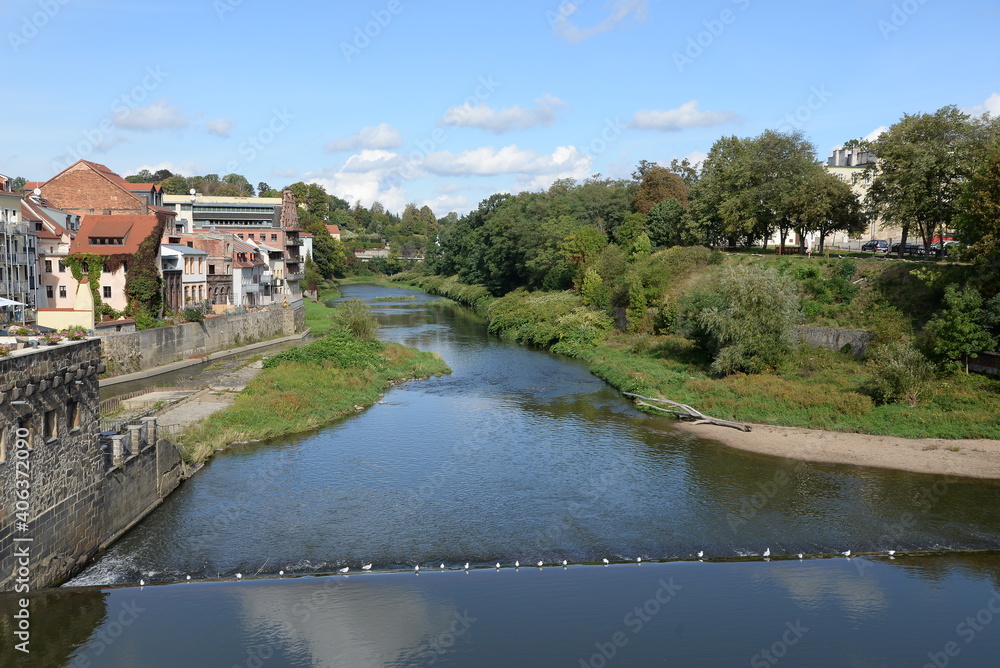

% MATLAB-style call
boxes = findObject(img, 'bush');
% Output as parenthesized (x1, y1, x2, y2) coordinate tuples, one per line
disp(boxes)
(864, 340, 935, 406)
(263, 329, 385, 371)
(333, 299, 379, 340)
(696, 264, 802, 375)
(183, 308, 205, 323)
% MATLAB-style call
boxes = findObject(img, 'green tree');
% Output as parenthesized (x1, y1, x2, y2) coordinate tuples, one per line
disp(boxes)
(926, 284, 998, 373)
(7, 176, 27, 192)
(954, 151, 1000, 267)
(222, 173, 254, 196)
(865, 105, 982, 255)
(159, 175, 189, 195)
(647, 199, 685, 248)
(126, 169, 153, 183)
(697, 264, 802, 375)
(865, 341, 935, 406)
(784, 167, 867, 253)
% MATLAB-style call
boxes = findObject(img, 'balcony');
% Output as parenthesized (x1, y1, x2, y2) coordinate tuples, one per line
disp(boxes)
(285, 237, 303, 247)
(285, 272, 305, 282)
(261, 271, 274, 284)
(243, 284, 261, 294)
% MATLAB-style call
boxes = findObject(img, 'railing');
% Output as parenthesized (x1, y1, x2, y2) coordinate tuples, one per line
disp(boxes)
(285, 238, 303, 247)
(285, 272, 305, 281)
(261, 271, 274, 283)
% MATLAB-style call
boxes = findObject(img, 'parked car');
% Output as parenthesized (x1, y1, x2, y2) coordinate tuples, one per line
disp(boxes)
(861, 239, 888, 253)
(890, 242, 924, 255)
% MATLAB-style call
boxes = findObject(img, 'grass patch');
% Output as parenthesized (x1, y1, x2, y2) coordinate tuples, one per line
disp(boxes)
(175, 310, 450, 464)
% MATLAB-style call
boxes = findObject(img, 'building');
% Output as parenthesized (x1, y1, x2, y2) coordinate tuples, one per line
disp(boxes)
(34, 160, 166, 216)
(163, 193, 283, 235)
(826, 147, 903, 243)
(160, 244, 208, 312)
(22, 195, 80, 312)
(231, 238, 268, 307)
(0, 175, 38, 326)
(69, 213, 169, 314)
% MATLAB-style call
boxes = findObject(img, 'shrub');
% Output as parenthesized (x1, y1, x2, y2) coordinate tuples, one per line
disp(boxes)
(864, 340, 935, 406)
(182, 308, 205, 323)
(696, 264, 802, 375)
(333, 299, 379, 340)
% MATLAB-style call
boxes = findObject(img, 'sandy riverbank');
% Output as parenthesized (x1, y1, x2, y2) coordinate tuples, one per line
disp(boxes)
(671, 420, 1000, 481)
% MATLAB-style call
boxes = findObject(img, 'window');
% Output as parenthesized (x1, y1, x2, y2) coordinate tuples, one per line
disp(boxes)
(103, 286, 112, 299)
(44, 410, 57, 440)
(209, 265, 216, 275)
(46, 285, 53, 299)
(67, 401, 80, 432)
(58, 261, 66, 273)
(248, 234, 254, 240)
(59, 285, 67, 298)
(45, 260, 52, 273)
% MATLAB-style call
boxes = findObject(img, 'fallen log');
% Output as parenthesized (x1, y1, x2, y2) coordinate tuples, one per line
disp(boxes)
(622, 393, 752, 433)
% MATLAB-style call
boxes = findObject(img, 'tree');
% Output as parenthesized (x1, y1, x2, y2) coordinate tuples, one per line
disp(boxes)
(784, 167, 867, 253)
(697, 264, 802, 375)
(159, 175, 189, 195)
(222, 173, 253, 196)
(126, 169, 153, 183)
(152, 169, 174, 182)
(954, 151, 1000, 267)
(865, 105, 982, 256)
(647, 199, 685, 248)
(7, 176, 26, 192)
(631, 164, 688, 214)
(926, 284, 998, 373)
(257, 182, 272, 197)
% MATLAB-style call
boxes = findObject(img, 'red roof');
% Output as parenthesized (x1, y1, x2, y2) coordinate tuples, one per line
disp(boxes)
(326, 225, 341, 236)
(70, 214, 163, 255)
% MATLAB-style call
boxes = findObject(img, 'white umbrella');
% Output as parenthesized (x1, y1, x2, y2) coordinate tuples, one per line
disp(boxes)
(0, 297, 25, 307)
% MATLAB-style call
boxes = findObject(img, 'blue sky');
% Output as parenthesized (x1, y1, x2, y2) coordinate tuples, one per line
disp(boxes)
(2, 0, 998, 216)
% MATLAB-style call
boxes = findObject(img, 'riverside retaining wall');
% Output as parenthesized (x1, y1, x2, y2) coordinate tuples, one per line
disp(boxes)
(101, 302, 305, 377)
(0, 340, 185, 591)
(797, 326, 871, 357)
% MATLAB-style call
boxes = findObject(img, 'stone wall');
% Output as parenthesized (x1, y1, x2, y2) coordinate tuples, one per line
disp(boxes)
(797, 326, 871, 358)
(969, 352, 1000, 376)
(0, 341, 184, 591)
(100, 303, 304, 376)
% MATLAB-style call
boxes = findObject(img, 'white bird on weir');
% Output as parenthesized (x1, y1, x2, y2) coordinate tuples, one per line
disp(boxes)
(279, 570, 284, 576)
(797, 553, 804, 560)
(842, 550, 851, 558)
(636, 557, 642, 564)
(362, 563, 372, 571)
(139, 579, 145, 587)
(697, 551, 704, 559)
(496, 562, 501, 569)
(763, 548, 770, 558)
(236, 573, 242, 579)
(603, 558, 609, 565)
(537, 560, 543, 568)
(414, 564, 420, 572)
(440, 563, 445, 570)
(464, 562, 470, 570)
(515, 560, 520, 568)
(888, 550, 896, 556)
(186, 575, 191, 581)
(562, 560, 568, 567)
(339, 567, 349, 574)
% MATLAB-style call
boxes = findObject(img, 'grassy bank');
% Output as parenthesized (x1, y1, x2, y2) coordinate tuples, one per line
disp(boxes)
(388, 267, 1000, 440)
(175, 299, 450, 464)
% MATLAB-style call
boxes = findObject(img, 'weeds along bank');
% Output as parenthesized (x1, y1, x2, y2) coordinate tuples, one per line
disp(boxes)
(175, 297, 450, 464)
(390, 249, 1000, 440)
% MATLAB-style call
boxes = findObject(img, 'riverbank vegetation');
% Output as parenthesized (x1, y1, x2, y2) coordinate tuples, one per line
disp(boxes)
(175, 299, 449, 464)
(374, 104, 1000, 439)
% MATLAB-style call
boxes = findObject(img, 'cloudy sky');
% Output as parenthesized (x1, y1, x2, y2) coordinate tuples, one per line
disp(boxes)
(2, 0, 998, 216)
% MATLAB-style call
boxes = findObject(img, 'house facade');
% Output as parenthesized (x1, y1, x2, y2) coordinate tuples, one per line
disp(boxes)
(0, 176, 38, 326)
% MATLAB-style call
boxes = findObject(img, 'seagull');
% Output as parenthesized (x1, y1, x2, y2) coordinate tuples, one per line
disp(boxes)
(763, 548, 770, 558)
(362, 563, 372, 571)
(139, 579, 145, 587)
(887, 550, 896, 556)
(186, 575, 191, 581)
(562, 560, 568, 567)
(279, 570, 284, 576)
(603, 558, 609, 565)
(464, 562, 470, 570)
(496, 562, 501, 569)
(515, 560, 520, 568)
(842, 550, 851, 558)
(414, 564, 420, 572)
(440, 563, 445, 570)
(797, 553, 804, 560)
(697, 551, 704, 559)
(636, 557, 642, 564)
(339, 567, 349, 574)
(537, 560, 543, 567)
(236, 573, 242, 579)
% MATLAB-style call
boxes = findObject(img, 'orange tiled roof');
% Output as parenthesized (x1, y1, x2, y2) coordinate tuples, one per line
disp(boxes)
(70, 214, 162, 255)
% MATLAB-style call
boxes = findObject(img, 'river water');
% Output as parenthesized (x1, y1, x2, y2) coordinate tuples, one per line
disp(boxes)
(4, 284, 1000, 667)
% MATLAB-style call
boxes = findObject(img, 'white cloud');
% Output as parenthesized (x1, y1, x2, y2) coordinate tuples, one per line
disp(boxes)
(307, 151, 408, 212)
(629, 100, 739, 132)
(325, 123, 404, 152)
(680, 150, 708, 168)
(965, 93, 1000, 117)
(422, 193, 470, 217)
(339, 150, 404, 174)
(441, 94, 565, 134)
(552, 0, 648, 43)
(113, 99, 188, 130)
(92, 135, 130, 153)
(864, 126, 889, 142)
(205, 118, 235, 137)
(422, 145, 591, 180)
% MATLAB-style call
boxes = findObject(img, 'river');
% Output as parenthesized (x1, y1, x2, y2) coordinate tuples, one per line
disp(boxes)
(3, 284, 1000, 667)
